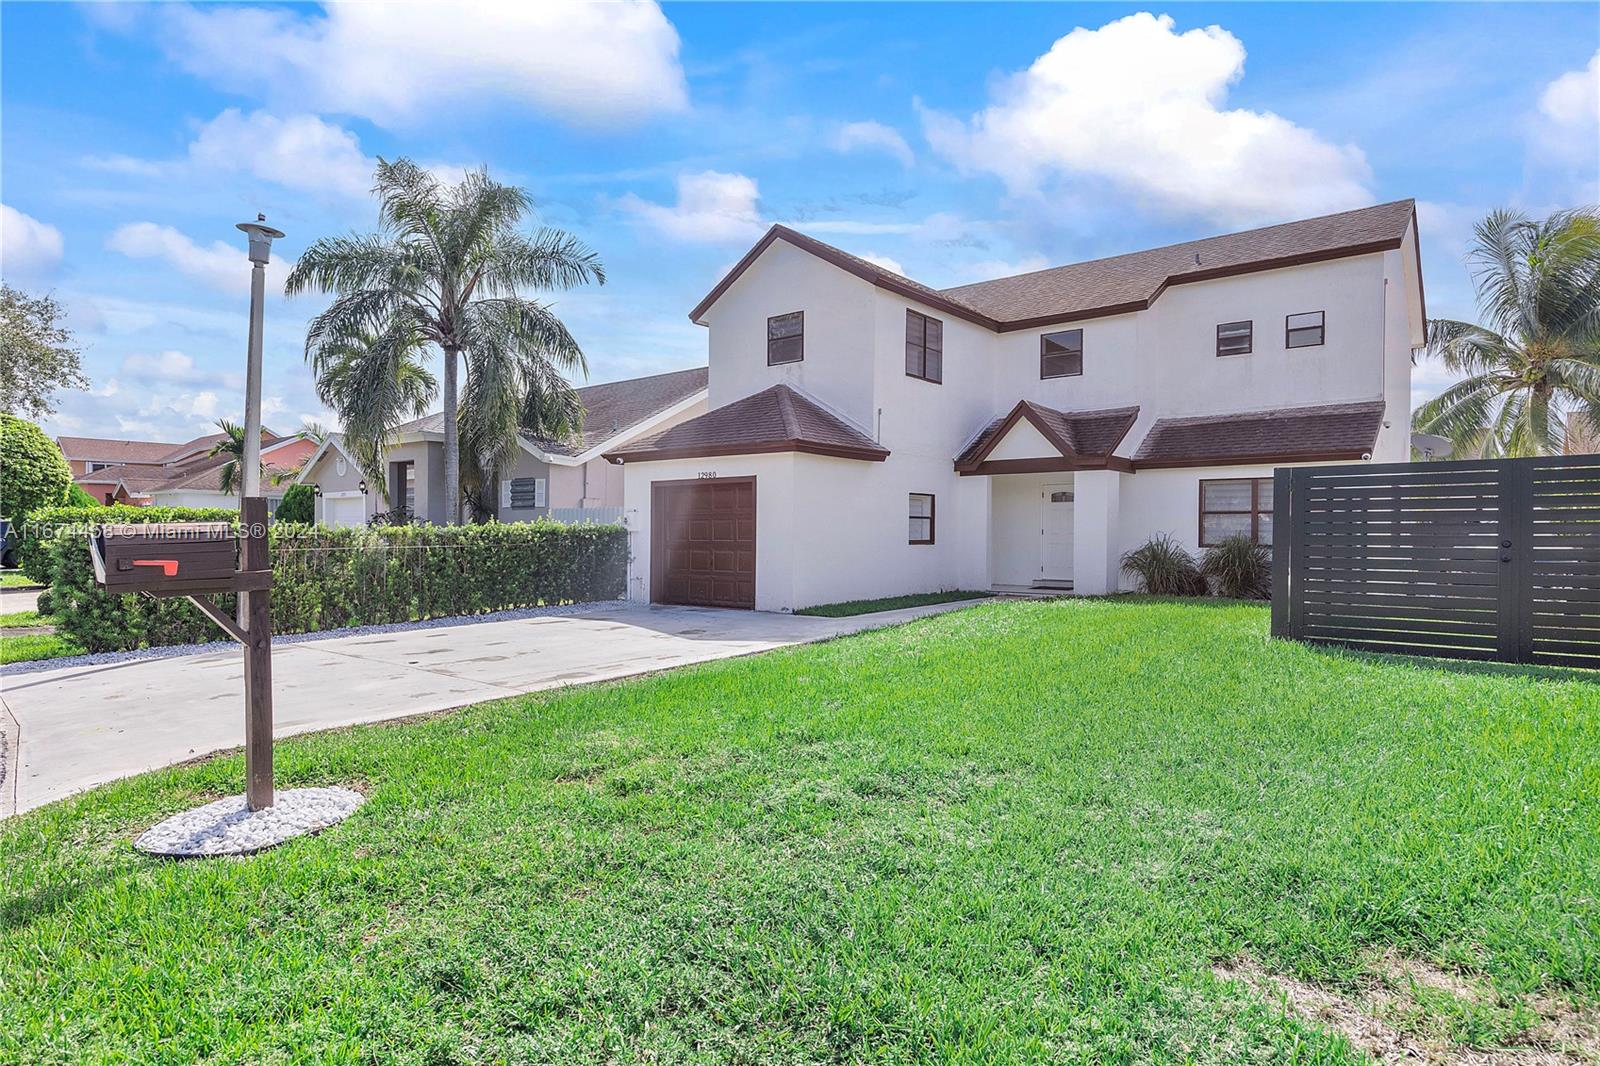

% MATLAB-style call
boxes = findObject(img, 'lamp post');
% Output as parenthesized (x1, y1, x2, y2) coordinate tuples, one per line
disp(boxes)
(236, 214, 284, 811)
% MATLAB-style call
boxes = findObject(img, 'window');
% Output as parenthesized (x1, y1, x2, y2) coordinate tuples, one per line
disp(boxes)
(908, 493, 935, 545)
(905, 309, 943, 383)
(1200, 477, 1274, 546)
(767, 311, 804, 365)
(1216, 320, 1253, 357)
(1040, 329, 1083, 378)
(507, 476, 547, 510)
(1285, 311, 1325, 349)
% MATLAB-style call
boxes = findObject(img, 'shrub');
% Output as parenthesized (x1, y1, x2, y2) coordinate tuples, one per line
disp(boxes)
(1200, 535, 1272, 599)
(276, 483, 314, 524)
(0, 414, 71, 521)
(64, 482, 100, 507)
(42, 515, 627, 652)
(1121, 534, 1207, 596)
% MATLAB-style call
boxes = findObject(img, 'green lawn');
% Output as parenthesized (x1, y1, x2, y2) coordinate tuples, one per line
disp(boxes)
(3, 598, 1598, 1064)
(0, 609, 45, 628)
(0, 572, 39, 589)
(795, 589, 990, 616)
(0, 631, 81, 665)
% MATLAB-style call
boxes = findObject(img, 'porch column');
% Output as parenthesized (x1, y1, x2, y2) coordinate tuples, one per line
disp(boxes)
(1072, 470, 1122, 595)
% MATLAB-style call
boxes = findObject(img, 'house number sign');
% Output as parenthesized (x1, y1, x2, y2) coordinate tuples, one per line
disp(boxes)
(697, 471, 718, 479)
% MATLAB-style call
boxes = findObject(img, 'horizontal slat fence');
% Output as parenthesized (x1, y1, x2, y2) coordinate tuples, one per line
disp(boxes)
(1271, 454, 1600, 669)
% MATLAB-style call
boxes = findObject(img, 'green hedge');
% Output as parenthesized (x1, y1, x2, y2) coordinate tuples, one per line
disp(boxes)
(30, 507, 628, 652)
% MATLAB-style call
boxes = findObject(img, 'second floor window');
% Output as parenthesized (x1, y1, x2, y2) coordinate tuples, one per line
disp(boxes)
(1040, 329, 1083, 379)
(1286, 311, 1325, 349)
(768, 311, 804, 365)
(1216, 320, 1253, 356)
(905, 309, 943, 383)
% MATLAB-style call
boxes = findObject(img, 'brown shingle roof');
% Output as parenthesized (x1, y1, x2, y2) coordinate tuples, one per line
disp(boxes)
(392, 367, 709, 456)
(956, 402, 1140, 470)
(1133, 401, 1387, 469)
(56, 436, 179, 464)
(692, 200, 1419, 332)
(604, 384, 889, 464)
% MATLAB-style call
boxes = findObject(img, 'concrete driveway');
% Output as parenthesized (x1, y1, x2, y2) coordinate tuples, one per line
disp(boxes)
(0, 599, 983, 817)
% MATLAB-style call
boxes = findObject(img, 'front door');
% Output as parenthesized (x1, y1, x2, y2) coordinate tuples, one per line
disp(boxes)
(1040, 484, 1074, 583)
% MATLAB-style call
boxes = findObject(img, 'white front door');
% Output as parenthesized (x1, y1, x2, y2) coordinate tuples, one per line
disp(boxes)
(1040, 484, 1074, 582)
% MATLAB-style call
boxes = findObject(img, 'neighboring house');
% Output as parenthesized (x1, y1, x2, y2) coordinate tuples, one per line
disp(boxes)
(295, 366, 709, 527)
(605, 200, 1425, 612)
(59, 430, 317, 509)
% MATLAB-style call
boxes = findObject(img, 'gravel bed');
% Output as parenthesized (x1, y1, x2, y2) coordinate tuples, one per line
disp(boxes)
(135, 786, 365, 857)
(0, 600, 615, 678)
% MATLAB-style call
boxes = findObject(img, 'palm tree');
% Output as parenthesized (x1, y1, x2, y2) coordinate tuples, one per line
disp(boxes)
(1412, 207, 1600, 456)
(285, 159, 604, 523)
(207, 419, 293, 497)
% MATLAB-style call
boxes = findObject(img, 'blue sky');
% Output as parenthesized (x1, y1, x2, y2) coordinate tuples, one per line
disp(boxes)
(2, 2, 1596, 443)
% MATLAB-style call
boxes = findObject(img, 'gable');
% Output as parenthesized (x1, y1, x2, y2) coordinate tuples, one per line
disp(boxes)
(986, 418, 1061, 462)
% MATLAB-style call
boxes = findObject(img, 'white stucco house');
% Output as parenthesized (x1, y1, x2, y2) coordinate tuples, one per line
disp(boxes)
(295, 367, 707, 527)
(605, 200, 1425, 612)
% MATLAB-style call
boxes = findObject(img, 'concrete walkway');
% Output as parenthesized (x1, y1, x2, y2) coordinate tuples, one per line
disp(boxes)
(0, 600, 984, 817)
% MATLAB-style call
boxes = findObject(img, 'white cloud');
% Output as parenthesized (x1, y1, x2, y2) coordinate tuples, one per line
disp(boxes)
(120, 349, 243, 391)
(832, 121, 915, 167)
(1, 204, 65, 277)
(160, 1, 688, 129)
(858, 253, 907, 276)
(188, 110, 373, 200)
(619, 171, 765, 243)
(106, 222, 286, 294)
(1540, 50, 1600, 132)
(947, 254, 1052, 285)
(919, 12, 1373, 226)
(1530, 50, 1600, 200)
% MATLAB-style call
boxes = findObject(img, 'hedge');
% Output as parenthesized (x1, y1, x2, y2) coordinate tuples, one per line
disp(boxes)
(0, 414, 72, 523)
(29, 507, 628, 652)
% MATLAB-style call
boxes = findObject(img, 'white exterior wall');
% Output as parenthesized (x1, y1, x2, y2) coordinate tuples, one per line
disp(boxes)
(626, 232, 1421, 608)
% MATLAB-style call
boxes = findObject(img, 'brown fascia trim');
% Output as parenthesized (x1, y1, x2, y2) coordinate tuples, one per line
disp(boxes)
(692, 224, 1413, 336)
(954, 402, 1138, 473)
(605, 438, 889, 465)
(1133, 449, 1370, 471)
(688, 226, 999, 330)
(959, 455, 1134, 476)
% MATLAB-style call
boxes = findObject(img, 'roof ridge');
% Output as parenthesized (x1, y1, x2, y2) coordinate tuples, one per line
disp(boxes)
(774, 384, 801, 439)
(1149, 399, 1386, 427)
(938, 199, 1416, 295)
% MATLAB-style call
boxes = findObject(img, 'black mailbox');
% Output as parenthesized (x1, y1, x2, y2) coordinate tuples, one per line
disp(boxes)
(90, 522, 240, 594)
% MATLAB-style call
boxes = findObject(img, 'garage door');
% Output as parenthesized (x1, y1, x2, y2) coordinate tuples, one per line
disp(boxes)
(652, 477, 755, 608)
(322, 495, 367, 528)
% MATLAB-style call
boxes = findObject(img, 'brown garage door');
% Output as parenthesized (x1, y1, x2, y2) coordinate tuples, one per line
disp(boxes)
(651, 477, 756, 609)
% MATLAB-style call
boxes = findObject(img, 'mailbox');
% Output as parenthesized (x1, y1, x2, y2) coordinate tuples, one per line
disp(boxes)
(90, 522, 240, 595)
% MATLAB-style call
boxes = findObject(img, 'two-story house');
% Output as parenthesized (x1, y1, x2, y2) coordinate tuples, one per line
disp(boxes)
(605, 200, 1425, 612)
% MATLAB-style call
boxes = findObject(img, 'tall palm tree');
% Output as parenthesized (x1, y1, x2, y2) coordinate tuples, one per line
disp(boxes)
(1412, 207, 1600, 456)
(286, 159, 604, 523)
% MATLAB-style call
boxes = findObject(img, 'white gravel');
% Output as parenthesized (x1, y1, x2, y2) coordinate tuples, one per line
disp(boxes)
(134, 786, 365, 857)
(0, 600, 615, 677)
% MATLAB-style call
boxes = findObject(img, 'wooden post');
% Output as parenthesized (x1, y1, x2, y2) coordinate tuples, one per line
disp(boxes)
(239, 496, 273, 810)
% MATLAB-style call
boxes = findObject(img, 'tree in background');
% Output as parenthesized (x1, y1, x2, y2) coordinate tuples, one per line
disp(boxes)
(0, 284, 88, 419)
(0, 414, 72, 519)
(276, 483, 315, 524)
(206, 419, 295, 497)
(1413, 207, 1600, 456)
(286, 159, 602, 523)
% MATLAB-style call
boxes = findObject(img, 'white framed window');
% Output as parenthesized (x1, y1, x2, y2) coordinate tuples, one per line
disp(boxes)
(1285, 311, 1325, 349)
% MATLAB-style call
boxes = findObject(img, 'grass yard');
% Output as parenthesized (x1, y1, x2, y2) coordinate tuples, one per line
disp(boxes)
(0, 572, 38, 589)
(795, 589, 990, 616)
(0, 631, 81, 665)
(3, 597, 1598, 1064)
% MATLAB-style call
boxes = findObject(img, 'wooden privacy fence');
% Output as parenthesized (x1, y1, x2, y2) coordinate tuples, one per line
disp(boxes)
(1270, 454, 1600, 668)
